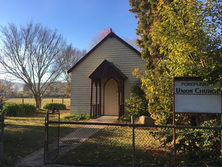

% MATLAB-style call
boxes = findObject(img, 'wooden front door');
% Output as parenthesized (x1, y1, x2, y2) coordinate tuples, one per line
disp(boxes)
(104, 79, 118, 116)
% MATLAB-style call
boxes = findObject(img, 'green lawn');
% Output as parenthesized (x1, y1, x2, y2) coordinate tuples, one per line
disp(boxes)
(2, 110, 73, 165)
(2, 107, 219, 166)
(58, 126, 174, 166)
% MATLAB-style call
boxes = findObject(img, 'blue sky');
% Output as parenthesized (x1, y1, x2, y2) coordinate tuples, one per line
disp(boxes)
(0, 0, 138, 51)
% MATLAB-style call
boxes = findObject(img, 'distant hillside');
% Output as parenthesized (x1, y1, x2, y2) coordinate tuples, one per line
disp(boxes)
(13, 82, 25, 92)
(1, 80, 67, 92)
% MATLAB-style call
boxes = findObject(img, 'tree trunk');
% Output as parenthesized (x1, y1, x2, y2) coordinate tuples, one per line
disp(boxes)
(34, 94, 42, 110)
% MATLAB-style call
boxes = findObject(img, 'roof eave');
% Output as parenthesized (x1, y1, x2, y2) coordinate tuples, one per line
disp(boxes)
(67, 32, 141, 73)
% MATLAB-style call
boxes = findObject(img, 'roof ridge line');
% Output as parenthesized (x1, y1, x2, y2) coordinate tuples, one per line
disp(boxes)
(67, 32, 141, 73)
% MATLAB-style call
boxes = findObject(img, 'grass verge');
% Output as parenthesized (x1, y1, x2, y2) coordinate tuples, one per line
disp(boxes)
(1, 110, 72, 165)
(58, 126, 174, 166)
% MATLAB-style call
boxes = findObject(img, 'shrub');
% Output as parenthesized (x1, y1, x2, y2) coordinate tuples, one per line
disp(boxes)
(2, 103, 24, 116)
(63, 114, 90, 121)
(120, 114, 131, 122)
(151, 117, 221, 166)
(76, 113, 90, 120)
(43, 103, 66, 110)
(2, 103, 37, 116)
(19, 103, 37, 114)
(125, 80, 149, 117)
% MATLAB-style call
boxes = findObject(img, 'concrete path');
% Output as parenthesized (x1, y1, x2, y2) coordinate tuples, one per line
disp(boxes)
(15, 116, 118, 166)
(90, 116, 118, 123)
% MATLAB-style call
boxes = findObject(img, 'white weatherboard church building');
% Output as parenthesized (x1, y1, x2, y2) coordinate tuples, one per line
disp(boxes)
(68, 31, 145, 118)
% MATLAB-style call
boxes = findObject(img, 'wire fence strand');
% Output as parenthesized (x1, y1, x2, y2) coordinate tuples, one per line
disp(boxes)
(44, 115, 222, 166)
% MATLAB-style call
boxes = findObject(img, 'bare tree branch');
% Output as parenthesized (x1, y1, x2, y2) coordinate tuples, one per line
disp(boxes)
(56, 44, 86, 97)
(0, 21, 66, 109)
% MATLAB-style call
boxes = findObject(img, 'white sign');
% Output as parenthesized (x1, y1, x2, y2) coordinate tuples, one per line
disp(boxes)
(174, 78, 222, 114)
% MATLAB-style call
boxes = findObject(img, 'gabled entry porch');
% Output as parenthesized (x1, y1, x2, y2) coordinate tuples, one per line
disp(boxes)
(89, 59, 128, 119)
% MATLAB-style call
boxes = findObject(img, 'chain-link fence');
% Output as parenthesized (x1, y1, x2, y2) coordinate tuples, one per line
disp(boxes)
(0, 112, 4, 160)
(44, 114, 222, 166)
(44, 110, 60, 162)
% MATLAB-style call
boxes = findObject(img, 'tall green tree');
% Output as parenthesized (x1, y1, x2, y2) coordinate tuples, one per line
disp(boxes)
(129, 0, 222, 124)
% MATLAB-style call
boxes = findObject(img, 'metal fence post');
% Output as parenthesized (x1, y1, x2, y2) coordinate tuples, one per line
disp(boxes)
(58, 110, 60, 156)
(44, 113, 49, 164)
(221, 115, 222, 166)
(131, 115, 135, 167)
(1, 112, 4, 159)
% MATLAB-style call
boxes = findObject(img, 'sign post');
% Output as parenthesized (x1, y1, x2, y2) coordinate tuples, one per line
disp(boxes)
(173, 77, 222, 166)
(172, 78, 176, 166)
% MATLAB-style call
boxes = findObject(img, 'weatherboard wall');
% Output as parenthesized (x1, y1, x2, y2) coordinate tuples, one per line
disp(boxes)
(70, 37, 145, 115)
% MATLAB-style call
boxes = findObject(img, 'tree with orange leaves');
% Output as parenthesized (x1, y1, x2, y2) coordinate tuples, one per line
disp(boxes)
(88, 27, 114, 49)
(89, 27, 140, 51)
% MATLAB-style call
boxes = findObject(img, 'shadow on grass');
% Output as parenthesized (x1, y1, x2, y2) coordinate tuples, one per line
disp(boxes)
(3, 124, 44, 165)
(2, 123, 78, 166)
(57, 126, 174, 166)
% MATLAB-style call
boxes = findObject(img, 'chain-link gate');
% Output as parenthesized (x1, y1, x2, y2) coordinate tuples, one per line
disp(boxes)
(44, 109, 60, 163)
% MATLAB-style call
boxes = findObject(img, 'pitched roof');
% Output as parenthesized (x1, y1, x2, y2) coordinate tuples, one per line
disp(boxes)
(67, 31, 141, 73)
(89, 59, 128, 79)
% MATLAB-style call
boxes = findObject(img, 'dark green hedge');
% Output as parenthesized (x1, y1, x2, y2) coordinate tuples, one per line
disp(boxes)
(42, 103, 66, 110)
(2, 103, 37, 116)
